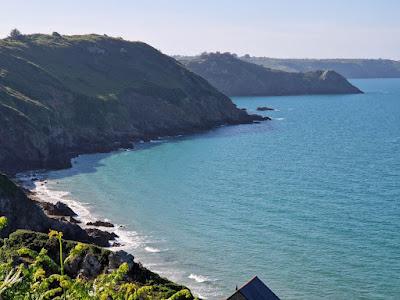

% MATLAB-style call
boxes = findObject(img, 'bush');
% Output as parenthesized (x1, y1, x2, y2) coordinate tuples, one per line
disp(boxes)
(52, 32, 62, 38)
(9, 29, 22, 40)
(169, 289, 194, 300)
(0, 230, 196, 299)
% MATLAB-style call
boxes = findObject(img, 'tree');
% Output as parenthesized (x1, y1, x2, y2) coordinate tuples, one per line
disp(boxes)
(9, 28, 22, 40)
(52, 31, 62, 38)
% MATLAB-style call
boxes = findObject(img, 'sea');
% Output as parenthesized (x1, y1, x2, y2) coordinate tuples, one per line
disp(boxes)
(20, 78, 400, 299)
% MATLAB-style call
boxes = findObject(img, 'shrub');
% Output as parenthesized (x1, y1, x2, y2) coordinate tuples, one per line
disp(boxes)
(0, 217, 7, 231)
(9, 29, 22, 40)
(52, 32, 62, 38)
(169, 289, 194, 300)
(0, 230, 196, 299)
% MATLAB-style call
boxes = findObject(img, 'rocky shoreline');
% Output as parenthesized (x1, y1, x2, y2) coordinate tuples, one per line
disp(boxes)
(3, 117, 267, 177)
(17, 175, 123, 249)
(11, 119, 269, 246)
(7, 111, 270, 259)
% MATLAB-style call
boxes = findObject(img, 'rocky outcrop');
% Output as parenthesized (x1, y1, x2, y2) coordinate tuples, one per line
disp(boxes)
(87, 220, 114, 228)
(0, 34, 264, 175)
(179, 53, 363, 96)
(85, 228, 118, 247)
(0, 174, 114, 246)
(40, 201, 77, 217)
(3, 230, 176, 285)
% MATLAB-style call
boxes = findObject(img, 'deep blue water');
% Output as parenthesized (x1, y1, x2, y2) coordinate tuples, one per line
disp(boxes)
(40, 79, 400, 299)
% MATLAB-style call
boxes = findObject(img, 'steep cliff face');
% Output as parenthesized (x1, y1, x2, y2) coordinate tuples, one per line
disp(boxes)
(180, 53, 363, 96)
(0, 34, 261, 174)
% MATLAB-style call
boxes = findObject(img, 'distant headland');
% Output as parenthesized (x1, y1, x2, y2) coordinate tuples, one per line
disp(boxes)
(177, 52, 362, 96)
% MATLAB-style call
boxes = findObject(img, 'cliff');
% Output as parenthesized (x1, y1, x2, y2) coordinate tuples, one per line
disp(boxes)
(0, 33, 262, 175)
(179, 53, 363, 96)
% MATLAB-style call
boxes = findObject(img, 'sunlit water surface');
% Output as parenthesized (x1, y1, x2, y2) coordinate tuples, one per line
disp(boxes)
(38, 79, 400, 299)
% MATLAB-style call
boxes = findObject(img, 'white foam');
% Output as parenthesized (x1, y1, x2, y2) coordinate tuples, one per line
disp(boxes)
(17, 173, 144, 253)
(189, 273, 209, 283)
(17, 172, 220, 300)
(274, 117, 285, 121)
(145, 246, 161, 253)
(33, 182, 92, 222)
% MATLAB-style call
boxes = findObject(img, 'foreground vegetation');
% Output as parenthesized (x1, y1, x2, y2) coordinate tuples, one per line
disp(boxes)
(0, 229, 195, 300)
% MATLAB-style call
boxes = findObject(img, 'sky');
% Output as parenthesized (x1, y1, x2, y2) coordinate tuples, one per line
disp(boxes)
(1, 0, 399, 59)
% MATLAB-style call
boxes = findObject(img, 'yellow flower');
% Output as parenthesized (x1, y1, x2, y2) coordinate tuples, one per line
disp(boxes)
(34, 268, 46, 281)
(48, 229, 63, 239)
(0, 216, 8, 231)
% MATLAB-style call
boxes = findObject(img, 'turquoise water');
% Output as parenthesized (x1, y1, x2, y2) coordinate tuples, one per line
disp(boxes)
(42, 79, 400, 299)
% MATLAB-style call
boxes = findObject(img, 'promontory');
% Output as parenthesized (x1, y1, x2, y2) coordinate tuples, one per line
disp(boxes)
(178, 52, 363, 96)
(0, 33, 263, 175)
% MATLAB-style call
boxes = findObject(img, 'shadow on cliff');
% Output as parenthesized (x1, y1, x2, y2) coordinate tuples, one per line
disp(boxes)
(23, 120, 275, 182)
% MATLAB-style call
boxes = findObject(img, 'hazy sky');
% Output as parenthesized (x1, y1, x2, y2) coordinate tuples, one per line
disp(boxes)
(1, 0, 399, 59)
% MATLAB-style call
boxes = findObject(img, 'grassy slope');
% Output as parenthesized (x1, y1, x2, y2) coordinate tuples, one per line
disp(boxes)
(0, 34, 255, 174)
(181, 53, 362, 96)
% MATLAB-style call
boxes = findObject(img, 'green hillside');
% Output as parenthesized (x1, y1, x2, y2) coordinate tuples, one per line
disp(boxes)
(0, 33, 260, 174)
(179, 53, 362, 96)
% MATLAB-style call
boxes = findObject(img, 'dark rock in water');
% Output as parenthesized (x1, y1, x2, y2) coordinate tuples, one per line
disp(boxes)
(179, 52, 363, 96)
(87, 220, 114, 228)
(41, 201, 77, 217)
(257, 106, 274, 111)
(85, 228, 118, 247)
